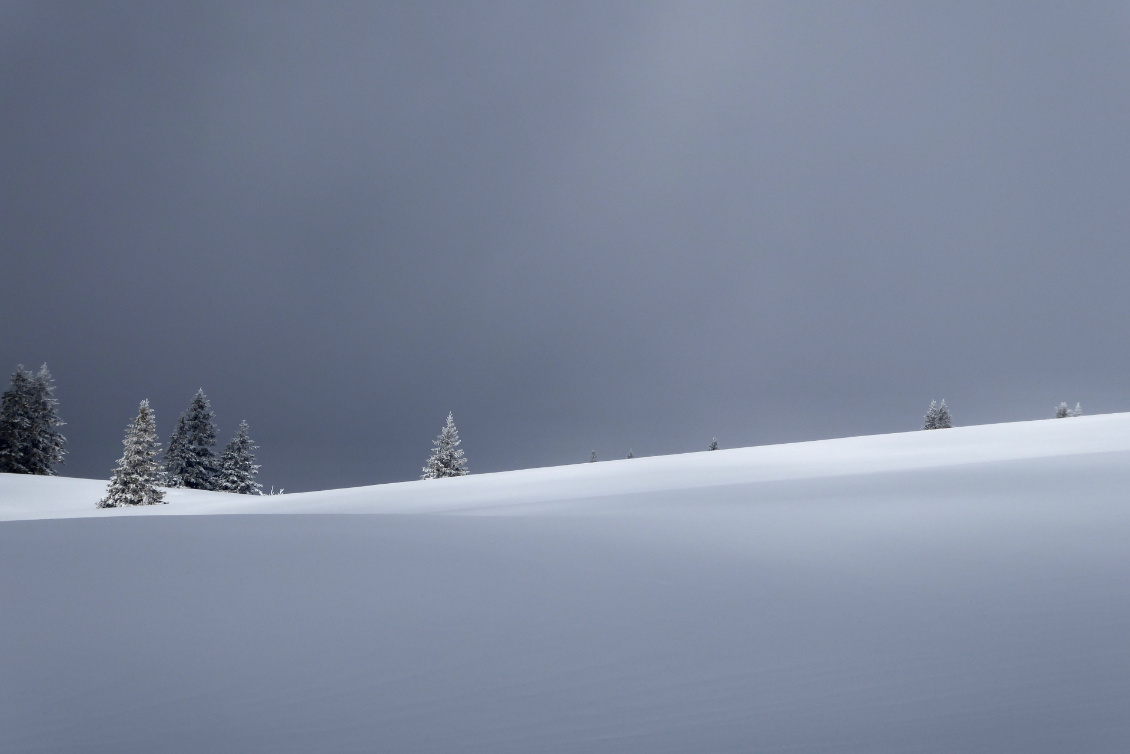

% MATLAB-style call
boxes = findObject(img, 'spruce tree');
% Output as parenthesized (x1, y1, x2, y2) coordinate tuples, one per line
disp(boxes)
(708, 438, 719, 451)
(164, 389, 220, 490)
(923, 400, 952, 430)
(922, 400, 939, 430)
(218, 420, 262, 495)
(0, 367, 34, 473)
(935, 400, 952, 428)
(1057, 402, 1083, 418)
(421, 412, 468, 479)
(0, 364, 66, 475)
(27, 365, 66, 474)
(99, 400, 165, 508)
(162, 414, 190, 487)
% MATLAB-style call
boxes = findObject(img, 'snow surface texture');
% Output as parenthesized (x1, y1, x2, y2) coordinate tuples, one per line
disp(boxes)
(2, 415, 1130, 752)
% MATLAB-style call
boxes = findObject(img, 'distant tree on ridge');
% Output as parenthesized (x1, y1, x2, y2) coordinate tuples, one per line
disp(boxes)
(708, 438, 719, 451)
(421, 412, 468, 479)
(923, 399, 952, 430)
(1055, 402, 1082, 418)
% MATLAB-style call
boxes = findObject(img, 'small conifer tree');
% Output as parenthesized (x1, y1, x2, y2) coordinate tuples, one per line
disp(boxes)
(708, 438, 719, 451)
(99, 400, 165, 508)
(1057, 402, 1083, 418)
(935, 400, 952, 429)
(421, 412, 468, 479)
(164, 389, 220, 489)
(627, 449, 634, 459)
(922, 400, 939, 430)
(217, 420, 262, 495)
(590, 450, 597, 463)
(923, 400, 952, 430)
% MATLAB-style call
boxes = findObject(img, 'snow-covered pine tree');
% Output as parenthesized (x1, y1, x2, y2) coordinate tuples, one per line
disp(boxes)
(26, 364, 66, 474)
(1057, 402, 1083, 418)
(0, 364, 65, 474)
(0, 366, 34, 473)
(922, 400, 939, 430)
(164, 389, 220, 490)
(99, 400, 165, 508)
(421, 412, 468, 479)
(935, 399, 952, 429)
(708, 438, 719, 451)
(217, 420, 262, 495)
(162, 413, 190, 487)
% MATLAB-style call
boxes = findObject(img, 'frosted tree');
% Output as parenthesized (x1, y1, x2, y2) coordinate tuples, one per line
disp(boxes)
(217, 420, 262, 495)
(0, 364, 66, 475)
(708, 438, 719, 451)
(590, 450, 597, 463)
(421, 412, 468, 479)
(27, 365, 67, 474)
(0, 367, 34, 473)
(627, 449, 634, 459)
(934, 399, 952, 428)
(99, 400, 165, 508)
(1057, 402, 1083, 418)
(923, 400, 952, 430)
(162, 414, 189, 486)
(922, 401, 939, 429)
(164, 389, 219, 490)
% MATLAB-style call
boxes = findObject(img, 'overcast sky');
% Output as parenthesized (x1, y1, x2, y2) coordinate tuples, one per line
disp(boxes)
(2, 1, 1128, 491)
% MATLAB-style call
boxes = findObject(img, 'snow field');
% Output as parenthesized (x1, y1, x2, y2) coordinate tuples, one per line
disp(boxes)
(2, 414, 1129, 752)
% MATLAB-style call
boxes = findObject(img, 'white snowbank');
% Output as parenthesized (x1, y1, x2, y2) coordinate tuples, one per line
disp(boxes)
(2, 414, 1129, 753)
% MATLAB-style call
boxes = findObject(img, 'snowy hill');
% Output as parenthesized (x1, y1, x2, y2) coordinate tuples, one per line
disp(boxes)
(2, 415, 1130, 753)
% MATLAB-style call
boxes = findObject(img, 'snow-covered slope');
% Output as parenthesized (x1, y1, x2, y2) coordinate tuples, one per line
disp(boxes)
(2, 415, 1129, 753)
(4, 412, 1130, 520)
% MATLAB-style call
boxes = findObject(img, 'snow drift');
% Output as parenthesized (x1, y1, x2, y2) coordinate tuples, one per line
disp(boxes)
(2, 415, 1129, 753)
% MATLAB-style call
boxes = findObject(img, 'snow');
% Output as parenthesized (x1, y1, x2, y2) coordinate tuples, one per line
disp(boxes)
(2, 414, 1130, 752)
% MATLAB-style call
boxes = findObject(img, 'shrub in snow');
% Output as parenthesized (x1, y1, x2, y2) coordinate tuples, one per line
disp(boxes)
(421, 412, 468, 479)
(164, 389, 220, 489)
(627, 449, 634, 459)
(217, 420, 262, 495)
(590, 450, 597, 463)
(1055, 402, 1082, 418)
(923, 400, 952, 430)
(99, 400, 165, 508)
(709, 438, 719, 451)
(0, 364, 66, 475)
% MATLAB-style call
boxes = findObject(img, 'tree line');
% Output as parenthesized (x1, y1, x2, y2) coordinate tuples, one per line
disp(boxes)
(0, 365, 1090, 501)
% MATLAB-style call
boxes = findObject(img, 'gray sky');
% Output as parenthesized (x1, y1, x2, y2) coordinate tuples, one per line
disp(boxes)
(3, 1, 1128, 491)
